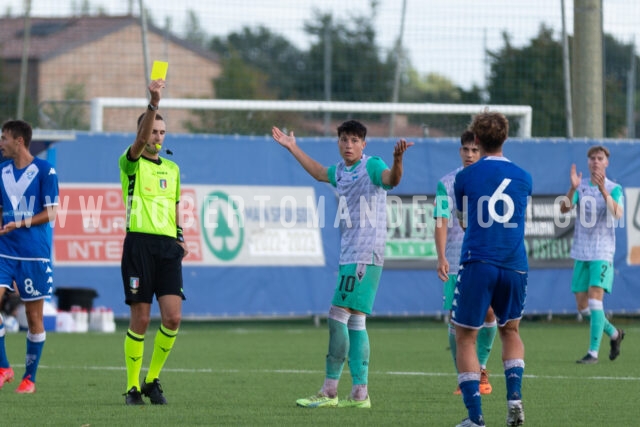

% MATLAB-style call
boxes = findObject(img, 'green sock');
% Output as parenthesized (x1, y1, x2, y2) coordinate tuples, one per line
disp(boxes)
(326, 318, 349, 380)
(348, 328, 370, 385)
(477, 324, 497, 367)
(448, 323, 457, 372)
(589, 309, 605, 353)
(124, 329, 145, 391)
(602, 317, 616, 338)
(146, 324, 178, 382)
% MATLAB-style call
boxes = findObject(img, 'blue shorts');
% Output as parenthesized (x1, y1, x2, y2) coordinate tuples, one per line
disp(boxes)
(0, 256, 54, 301)
(451, 261, 527, 328)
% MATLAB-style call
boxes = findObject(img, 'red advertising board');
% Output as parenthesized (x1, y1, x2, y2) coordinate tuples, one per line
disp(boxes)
(54, 184, 201, 265)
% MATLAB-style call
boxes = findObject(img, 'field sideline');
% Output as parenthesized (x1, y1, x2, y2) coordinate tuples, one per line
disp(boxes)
(1, 318, 637, 426)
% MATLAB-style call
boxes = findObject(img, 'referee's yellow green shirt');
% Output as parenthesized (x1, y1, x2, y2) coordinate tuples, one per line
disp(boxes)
(119, 148, 180, 238)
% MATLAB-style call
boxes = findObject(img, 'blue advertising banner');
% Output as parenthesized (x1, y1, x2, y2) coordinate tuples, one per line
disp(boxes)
(45, 132, 640, 317)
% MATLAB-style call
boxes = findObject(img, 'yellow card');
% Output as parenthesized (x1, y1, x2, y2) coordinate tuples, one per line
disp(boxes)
(150, 60, 168, 80)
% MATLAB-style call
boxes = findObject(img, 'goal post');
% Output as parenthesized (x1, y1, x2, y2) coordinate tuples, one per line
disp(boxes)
(90, 98, 532, 137)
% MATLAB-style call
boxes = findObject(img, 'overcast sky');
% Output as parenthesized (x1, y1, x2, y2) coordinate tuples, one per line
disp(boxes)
(3, 0, 639, 89)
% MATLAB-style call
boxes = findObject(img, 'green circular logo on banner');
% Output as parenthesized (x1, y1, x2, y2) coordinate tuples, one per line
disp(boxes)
(201, 191, 244, 261)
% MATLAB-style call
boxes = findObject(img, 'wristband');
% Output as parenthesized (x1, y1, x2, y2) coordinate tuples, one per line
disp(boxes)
(148, 103, 159, 111)
(177, 225, 185, 242)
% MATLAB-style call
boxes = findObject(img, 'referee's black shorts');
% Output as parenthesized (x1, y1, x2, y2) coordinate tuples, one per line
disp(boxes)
(121, 232, 186, 305)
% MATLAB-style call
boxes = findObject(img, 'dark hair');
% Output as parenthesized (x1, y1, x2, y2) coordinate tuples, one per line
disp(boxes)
(468, 110, 508, 153)
(337, 120, 367, 140)
(460, 130, 475, 145)
(1, 119, 33, 148)
(137, 112, 164, 127)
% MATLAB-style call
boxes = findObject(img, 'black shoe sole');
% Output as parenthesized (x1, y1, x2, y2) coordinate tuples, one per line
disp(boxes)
(609, 330, 625, 361)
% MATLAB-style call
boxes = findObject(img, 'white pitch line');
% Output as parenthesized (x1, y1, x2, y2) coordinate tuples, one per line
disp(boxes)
(23, 365, 640, 381)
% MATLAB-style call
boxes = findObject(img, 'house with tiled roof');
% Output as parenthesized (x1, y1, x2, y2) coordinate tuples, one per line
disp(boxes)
(0, 15, 221, 132)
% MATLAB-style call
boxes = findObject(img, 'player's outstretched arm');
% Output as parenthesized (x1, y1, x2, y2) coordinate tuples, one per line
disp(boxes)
(382, 138, 414, 187)
(271, 126, 329, 183)
(130, 78, 165, 160)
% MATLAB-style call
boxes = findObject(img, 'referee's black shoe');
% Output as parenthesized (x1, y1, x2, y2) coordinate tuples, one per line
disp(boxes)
(141, 377, 168, 404)
(124, 386, 145, 405)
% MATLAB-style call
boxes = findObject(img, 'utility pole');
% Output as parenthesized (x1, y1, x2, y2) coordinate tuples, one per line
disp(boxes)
(572, 0, 604, 138)
(323, 20, 332, 136)
(389, 0, 407, 138)
(626, 40, 636, 138)
(17, 0, 32, 120)
(561, 0, 573, 138)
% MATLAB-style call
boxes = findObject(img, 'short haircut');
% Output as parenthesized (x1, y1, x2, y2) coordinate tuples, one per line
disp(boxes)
(587, 145, 610, 159)
(137, 112, 164, 128)
(337, 120, 367, 140)
(1, 119, 32, 148)
(460, 130, 475, 145)
(468, 110, 509, 153)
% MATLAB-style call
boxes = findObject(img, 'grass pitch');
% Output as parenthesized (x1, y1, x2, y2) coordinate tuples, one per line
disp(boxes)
(1, 317, 637, 426)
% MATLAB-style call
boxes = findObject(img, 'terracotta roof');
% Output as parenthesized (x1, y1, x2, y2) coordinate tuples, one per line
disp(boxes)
(0, 15, 218, 62)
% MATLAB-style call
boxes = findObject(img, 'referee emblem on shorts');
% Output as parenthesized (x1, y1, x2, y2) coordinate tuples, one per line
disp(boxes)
(129, 277, 140, 294)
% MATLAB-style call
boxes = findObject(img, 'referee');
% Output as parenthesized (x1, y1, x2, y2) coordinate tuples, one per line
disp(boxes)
(119, 78, 188, 405)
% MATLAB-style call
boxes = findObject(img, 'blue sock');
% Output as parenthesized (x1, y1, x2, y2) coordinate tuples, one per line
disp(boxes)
(504, 360, 524, 401)
(0, 322, 9, 368)
(326, 318, 348, 380)
(24, 332, 46, 383)
(459, 376, 483, 425)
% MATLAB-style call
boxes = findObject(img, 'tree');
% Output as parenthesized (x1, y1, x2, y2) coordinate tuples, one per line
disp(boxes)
(302, 8, 395, 102)
(0, 59, 17, 120)
(601, 33, 636, 137)
(487, 25, 639, 137)
(210, 26, 306, 100)
(39, 82, 89, 130)
(396, 68, 482, 135)
(184, 9, 207, 49)
(401, 70, 464, 103)
(182, 49, 300, 135)
(487, 26, 565, 137)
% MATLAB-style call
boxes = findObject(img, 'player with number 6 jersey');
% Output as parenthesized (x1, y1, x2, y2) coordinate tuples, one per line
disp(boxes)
(451, 110, 532, 427)
(454, 155, 532, 272)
